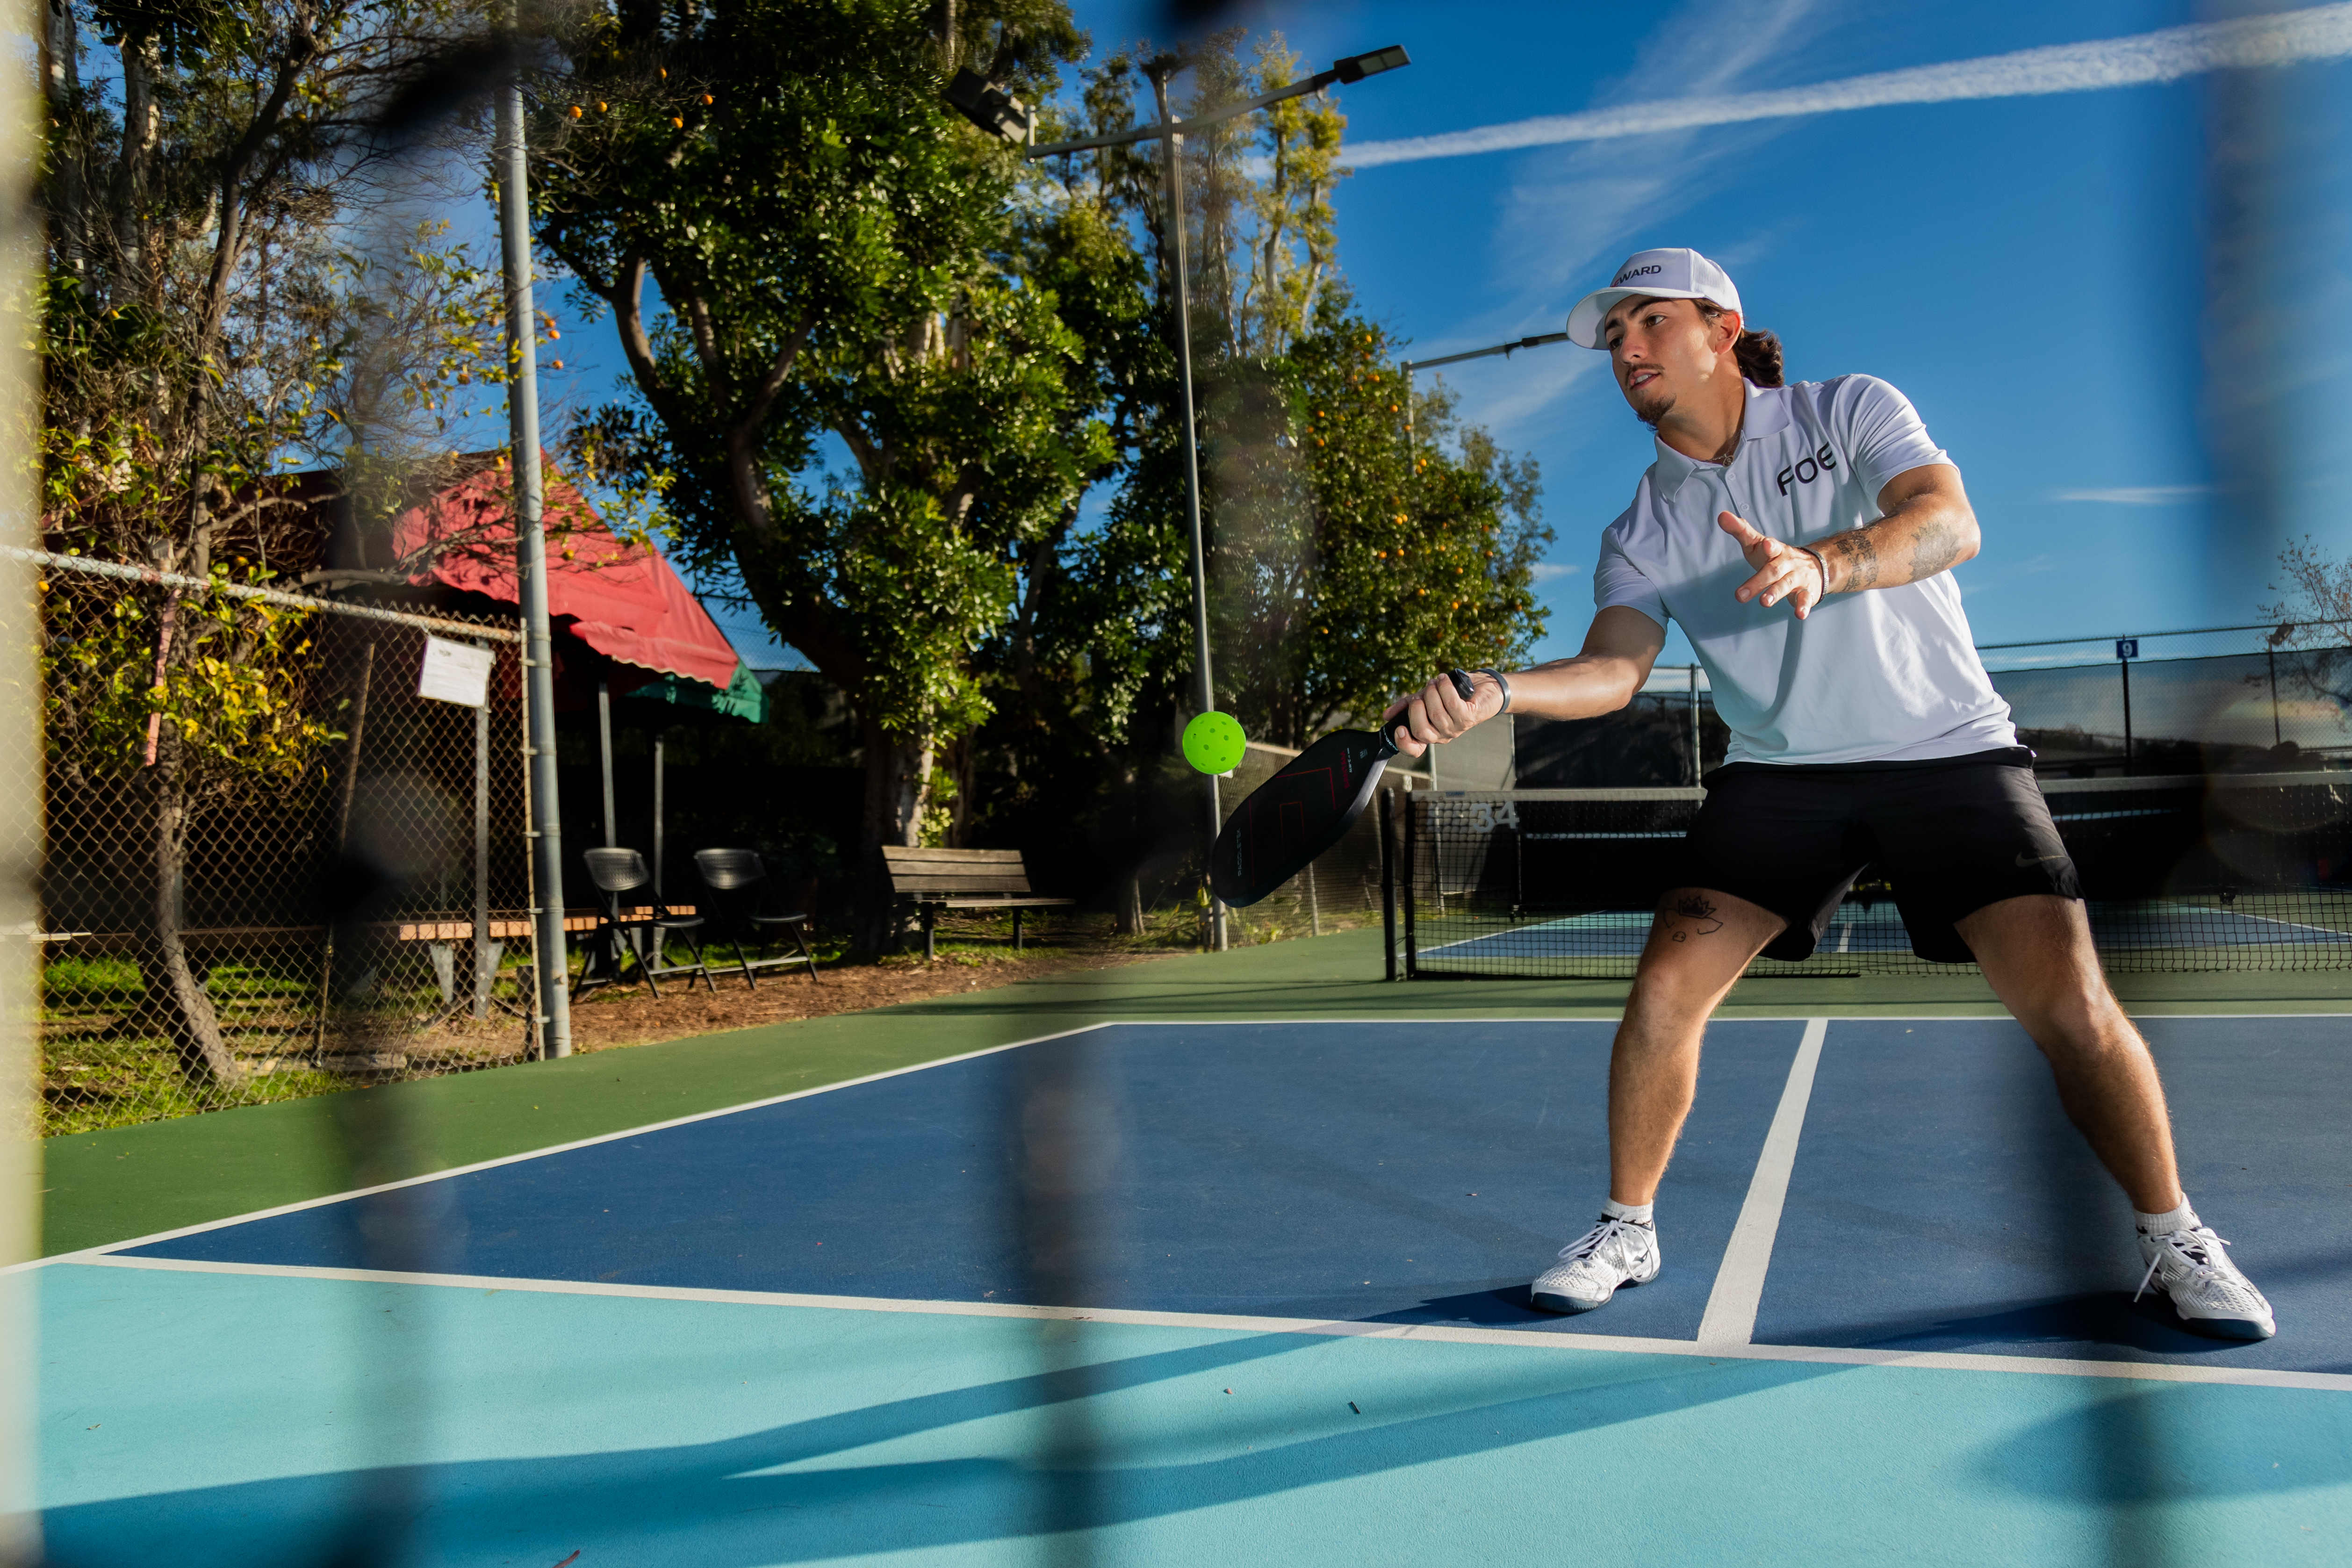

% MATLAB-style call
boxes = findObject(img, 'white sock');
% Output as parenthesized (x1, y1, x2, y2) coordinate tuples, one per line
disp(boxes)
(1602, 1198, 1654, 1227)
(2135, 1199, 2199, 1236)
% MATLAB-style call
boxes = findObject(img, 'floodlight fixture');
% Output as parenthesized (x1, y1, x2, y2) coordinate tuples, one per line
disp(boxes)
(945, 67, 1032, 144)
(1329, 46, 1410, 85)
(1026, 43, 1411, 158)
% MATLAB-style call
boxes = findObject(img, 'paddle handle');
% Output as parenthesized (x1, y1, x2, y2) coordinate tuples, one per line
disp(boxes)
(1380, 669, 1481, 757)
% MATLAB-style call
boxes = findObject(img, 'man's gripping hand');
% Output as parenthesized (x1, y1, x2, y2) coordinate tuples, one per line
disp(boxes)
(1720, 510, 1827, 619)
(1379, 671, 1506, 758)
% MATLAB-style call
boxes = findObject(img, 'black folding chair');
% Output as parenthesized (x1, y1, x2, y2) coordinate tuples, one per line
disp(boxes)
(573, 847, 715, 1000)
(693, 848, 819, 988)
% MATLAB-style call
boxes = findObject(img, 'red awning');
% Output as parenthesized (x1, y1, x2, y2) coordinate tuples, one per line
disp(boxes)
(390, 456, 741, 691)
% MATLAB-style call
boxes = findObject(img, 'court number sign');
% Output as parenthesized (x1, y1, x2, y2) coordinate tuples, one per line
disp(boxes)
(2115, 638, 2139, 661)
(1433, 798, 1520, 834)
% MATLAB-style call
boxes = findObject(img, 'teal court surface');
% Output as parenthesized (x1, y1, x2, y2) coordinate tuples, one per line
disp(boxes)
(28, 1008, 2352, 1566)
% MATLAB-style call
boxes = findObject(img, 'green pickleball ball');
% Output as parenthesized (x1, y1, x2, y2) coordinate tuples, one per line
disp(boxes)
(1182, 710, 1248, 774)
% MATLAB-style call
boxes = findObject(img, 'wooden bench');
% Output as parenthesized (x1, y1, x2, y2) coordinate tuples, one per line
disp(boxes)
(879, 847, 1076, 960)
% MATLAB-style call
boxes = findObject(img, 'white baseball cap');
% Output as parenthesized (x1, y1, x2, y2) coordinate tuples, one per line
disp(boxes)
(1565, 248, 1742, 349)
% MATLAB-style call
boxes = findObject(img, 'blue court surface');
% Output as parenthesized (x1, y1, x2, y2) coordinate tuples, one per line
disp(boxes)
(1424, 899, 2351, 961)
(34, 1016, 2352, 1565)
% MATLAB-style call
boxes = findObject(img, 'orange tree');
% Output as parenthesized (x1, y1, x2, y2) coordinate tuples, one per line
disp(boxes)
(958, 37, 1547, 920)
(1209, 296, 1549, 748)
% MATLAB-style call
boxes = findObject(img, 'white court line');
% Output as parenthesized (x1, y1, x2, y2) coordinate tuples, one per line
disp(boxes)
(69, 1252, 2352, 1395)
(7, 1021, 1129, 1273)
(1698, 1018, 1827, 1346)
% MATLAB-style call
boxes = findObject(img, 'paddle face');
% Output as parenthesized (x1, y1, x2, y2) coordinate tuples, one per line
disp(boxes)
(1208, 725, 1397, 907)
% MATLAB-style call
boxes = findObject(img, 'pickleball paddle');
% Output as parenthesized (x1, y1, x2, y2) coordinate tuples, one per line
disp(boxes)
(1207, 670, 1476, 907)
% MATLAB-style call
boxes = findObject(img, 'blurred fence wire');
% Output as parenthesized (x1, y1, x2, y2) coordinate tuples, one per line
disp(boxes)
(24, 548, 539, 1135)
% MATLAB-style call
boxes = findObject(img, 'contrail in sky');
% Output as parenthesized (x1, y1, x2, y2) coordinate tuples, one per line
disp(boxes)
(1346, 4, 2352, 168)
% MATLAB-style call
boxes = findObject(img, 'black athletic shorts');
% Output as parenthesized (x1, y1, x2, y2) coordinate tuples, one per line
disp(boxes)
(1681, 746, 2081, 964)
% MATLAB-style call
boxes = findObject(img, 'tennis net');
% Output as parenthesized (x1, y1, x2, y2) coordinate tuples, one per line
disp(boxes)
(1396, 771, 2352, 978)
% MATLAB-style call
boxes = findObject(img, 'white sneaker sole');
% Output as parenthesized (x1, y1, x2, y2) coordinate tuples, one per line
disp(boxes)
(1530, 1261, 1659, 1316)
(2174, 1308, 2277, 1342)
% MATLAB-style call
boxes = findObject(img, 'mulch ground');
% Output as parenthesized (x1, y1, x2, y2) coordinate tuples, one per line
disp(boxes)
(562, 944, 1175, 1053)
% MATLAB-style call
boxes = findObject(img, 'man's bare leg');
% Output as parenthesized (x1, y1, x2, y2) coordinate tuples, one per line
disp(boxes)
(1958, 893, 2274, 1337)
(1530, 886, 1784, 1315)
(1608, 887, 1786, 1205)
(1955, 894, 2182, 1213)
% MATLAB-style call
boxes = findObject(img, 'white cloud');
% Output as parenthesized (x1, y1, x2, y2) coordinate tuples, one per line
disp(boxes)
(2050, 485, 2213, 504)
(1530, 562, 1583, 582)
(1349, 5, 2352, 169)
(1404, 0, 1827, 440)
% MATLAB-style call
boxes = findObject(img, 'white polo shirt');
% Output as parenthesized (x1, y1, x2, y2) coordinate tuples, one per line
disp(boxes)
(1592, 375, 2015, 766)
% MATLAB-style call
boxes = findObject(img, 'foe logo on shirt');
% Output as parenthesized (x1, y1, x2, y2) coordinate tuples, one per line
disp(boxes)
(1776, 443, 1839, 496)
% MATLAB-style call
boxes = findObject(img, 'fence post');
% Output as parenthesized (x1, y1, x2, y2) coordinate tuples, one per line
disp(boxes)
(2269, 646, 2281, 745)
(1379, 788, 1396, 982)
(499, 68, 572, 1058)
(1688, 663, 1700, 784)
(473, 691, 492, 1019)
(2120, 658, 2134, 775)
(1402, 786, 1418, 979)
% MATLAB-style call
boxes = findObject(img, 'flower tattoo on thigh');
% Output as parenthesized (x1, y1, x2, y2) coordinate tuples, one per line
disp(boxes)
(1668, 892, 1724, 942)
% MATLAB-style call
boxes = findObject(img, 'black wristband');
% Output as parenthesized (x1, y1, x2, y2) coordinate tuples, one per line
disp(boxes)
(1474, 668, 1513, 713)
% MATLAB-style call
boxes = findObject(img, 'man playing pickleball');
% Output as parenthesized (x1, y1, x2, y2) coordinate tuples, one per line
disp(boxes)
(1387, 247, 2275, 1339)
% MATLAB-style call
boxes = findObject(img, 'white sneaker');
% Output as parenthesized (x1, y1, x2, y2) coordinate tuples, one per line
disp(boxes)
(2136, 1221, 2276, 1340)
(1530, 1217, 1660, 1315)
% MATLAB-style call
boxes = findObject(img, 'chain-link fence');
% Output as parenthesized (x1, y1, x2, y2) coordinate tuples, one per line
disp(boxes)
(1979, 625, 2352, 772)
(27, 550, 538, 1135)
(1516, 629, 2352, 789)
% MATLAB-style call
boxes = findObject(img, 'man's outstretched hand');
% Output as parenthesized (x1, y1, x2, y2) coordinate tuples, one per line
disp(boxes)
(1720, 510, 1827, 619)
(1380, 671, 1506, 757)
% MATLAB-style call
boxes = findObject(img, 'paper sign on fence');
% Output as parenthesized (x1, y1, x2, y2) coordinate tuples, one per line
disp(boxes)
(417, 635, 495, 707)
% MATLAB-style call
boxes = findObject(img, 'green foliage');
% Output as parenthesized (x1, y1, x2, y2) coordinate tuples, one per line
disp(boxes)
(537, 0, 1093, 754)
(1273, 304, 1550, 738)
(41, 571, 344, 799)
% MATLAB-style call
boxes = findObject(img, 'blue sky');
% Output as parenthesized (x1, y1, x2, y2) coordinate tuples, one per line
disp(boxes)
(531, 0, 2352, 673)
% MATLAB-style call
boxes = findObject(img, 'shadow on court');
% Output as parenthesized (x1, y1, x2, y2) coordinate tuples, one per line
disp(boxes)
(1804, 1288, 2262, 1358)
(39, 1332, 1849, 1567)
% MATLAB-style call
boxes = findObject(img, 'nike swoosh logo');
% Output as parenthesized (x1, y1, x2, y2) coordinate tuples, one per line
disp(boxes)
(2016, 852, 2066, 867)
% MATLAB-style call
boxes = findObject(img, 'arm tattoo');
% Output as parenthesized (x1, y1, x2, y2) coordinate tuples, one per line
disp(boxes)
(1833, 527, 1882, 592)
(1908, 516, 1962, 582)
(1666, 892, 1725, 943)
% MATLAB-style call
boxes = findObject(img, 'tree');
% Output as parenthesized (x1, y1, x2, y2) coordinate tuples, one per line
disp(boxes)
(532, 0, 1090, 948)
(956, 33, 1548, 921)
(39, 0, 508, 1084)
(1217, 303, 1548, 747)
(2261, 536, 2352, 730)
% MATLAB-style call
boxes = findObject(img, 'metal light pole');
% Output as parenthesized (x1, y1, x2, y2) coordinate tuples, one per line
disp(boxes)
(496, 73, 573, 1057)
(1024, 45, 1410, 954)
(1400, 329, 1571, 454)
(1144, 61, 1225, 950)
